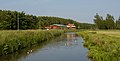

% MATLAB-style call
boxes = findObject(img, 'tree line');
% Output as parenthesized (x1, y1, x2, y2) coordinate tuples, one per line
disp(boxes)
(94, 13, 120, 29)
(0, 10, 94, 30)
(2, 10, 120, 30)
(37, 16, 80, 29)
(0, 10, 38, 30)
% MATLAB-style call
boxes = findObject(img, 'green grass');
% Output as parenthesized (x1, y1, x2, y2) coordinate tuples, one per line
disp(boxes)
(1, 34, 65, 61)
(77, 30, 120, 61)
(0, 30, 64, 55)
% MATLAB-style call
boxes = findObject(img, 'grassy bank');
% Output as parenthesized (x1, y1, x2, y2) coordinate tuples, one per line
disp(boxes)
(0, 34, 65, 61)
(77, 30, 120, 61)
(0, 30, 64, 56)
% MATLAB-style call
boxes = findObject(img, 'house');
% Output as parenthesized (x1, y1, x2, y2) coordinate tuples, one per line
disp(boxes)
(44, 23, 76, 30)
(50, 24, 65, 29)
(44, 27, 51, 30)
(66, 24, 76, 29)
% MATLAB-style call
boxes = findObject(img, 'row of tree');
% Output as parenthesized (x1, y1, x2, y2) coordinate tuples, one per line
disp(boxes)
(0, 10, 79, 30)
(37, 16, 80, 29)
(0, 10, 95, 30)
(94, 13, 120, 29)
(38, 16, 95, 29)
(0, 10, 38, 30)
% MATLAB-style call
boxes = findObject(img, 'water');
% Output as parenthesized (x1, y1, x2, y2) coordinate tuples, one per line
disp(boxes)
(0, 32, 89, 61)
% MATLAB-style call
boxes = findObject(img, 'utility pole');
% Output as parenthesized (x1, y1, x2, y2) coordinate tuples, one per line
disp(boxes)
(17, 13, 19, 30)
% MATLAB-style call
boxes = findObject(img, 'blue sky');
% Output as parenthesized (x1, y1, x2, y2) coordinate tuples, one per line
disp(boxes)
(0, 0, 120, 23)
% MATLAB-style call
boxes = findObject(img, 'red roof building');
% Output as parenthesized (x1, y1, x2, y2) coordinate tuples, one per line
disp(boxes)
(66, 24, 76, 28)
(50, 24, 65, 29)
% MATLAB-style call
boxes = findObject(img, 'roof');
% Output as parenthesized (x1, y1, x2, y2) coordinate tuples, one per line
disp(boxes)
(67, 24, 75, 26)
(67, 24, 76, 26)
(52, 24, 65, 27)
(67, 24, 76, 27)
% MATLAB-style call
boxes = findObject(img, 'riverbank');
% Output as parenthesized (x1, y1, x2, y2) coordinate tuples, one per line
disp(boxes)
(0, 30, 64, 56)
(77, 30, 120, 61)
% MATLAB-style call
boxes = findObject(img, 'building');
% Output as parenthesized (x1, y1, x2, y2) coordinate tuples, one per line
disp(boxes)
(66, 24, 76, 29)
(44, 23, 76, 30)
(50, 24, 65, 29)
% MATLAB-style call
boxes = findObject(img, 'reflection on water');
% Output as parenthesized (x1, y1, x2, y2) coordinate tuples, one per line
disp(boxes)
(0, 32, 89, 61)
(65, 32, 77, 47)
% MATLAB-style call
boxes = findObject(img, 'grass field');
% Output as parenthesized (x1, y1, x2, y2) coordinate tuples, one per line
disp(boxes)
(77, 30, 120, 61)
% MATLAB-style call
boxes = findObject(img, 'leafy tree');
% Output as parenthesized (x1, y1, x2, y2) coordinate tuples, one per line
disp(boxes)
(116, 16, 120, 29)
(0, 9, 97, 30)
(94, 13, 115, 29)
(106, 14, 115, 29)
(37, 16, 81, 28)
(0, 10, 39, 30)
(94, 13, 104, 29)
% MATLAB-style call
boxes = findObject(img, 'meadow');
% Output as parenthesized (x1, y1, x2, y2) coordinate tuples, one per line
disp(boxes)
(77, 30, 120, 61)
(0, 30, 64, 56)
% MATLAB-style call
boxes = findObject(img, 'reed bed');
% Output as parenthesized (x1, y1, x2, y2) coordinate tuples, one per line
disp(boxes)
(77, 30, 120, 61)
(0, 30, 64, 56)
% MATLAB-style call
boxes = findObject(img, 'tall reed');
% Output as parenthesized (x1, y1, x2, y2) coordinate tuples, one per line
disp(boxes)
(77, 31, 120, 61)
(0, 30, 64, 55)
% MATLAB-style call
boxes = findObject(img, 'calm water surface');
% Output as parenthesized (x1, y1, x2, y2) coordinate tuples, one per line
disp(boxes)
(1, 32, 89, 61)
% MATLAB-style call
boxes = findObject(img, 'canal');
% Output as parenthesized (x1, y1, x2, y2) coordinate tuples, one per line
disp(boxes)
(0, 32, 89, 61)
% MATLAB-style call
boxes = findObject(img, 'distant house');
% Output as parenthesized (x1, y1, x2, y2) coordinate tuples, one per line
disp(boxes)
(66, 24, 76, 29)
(44, 27, 51, 30)
(50, 24, 65, 29)
(44, 24, 76, 30)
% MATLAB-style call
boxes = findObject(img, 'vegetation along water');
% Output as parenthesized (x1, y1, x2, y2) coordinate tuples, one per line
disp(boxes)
(0, 32, 89, 61)
(1, 9, 120, 61)
(77, 30, 120, 61)
(0, 30, 64, 56)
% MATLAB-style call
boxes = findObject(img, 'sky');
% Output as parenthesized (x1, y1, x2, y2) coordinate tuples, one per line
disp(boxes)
(0, 0, 120, 23)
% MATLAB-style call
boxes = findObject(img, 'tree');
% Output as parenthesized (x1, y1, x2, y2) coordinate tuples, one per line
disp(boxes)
(106, 14, 115, 29)
(0, 10, 39, 30)
(94, 13, 104, 29)
(37, 16, 81, 28)
(116, 16, 120, 29)
(94, 13, 116, 29)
